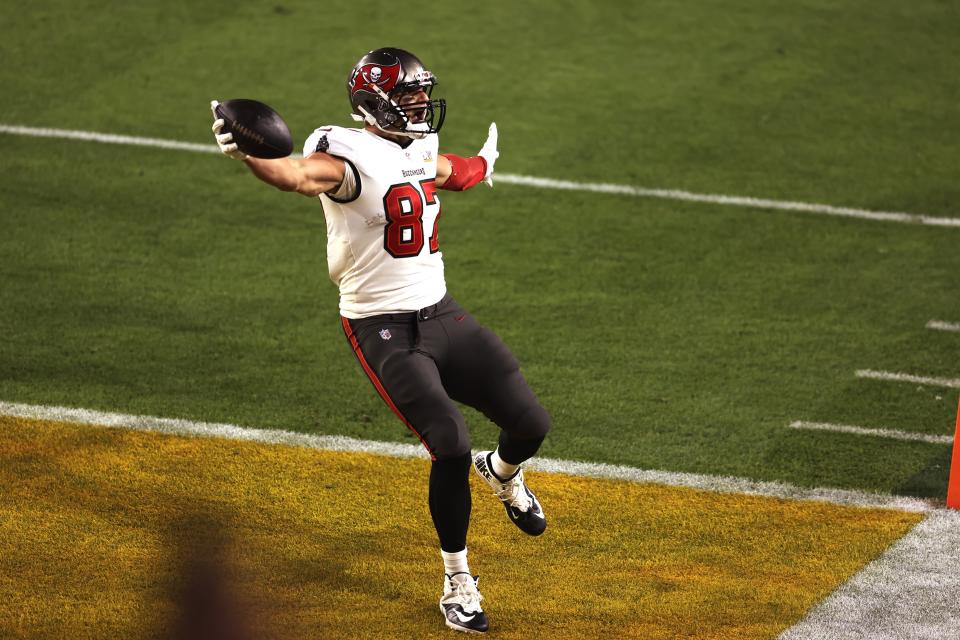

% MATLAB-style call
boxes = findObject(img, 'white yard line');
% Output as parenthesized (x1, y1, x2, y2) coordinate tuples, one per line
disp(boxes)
(855, 369, 960, 389)
(789, 420, 954, 445)
(0, 124, 217, 154)
(2, 123, 959, 228)
(493, 174, 960, 228)
(926, 320, 960, 333)
(0, 399, 936, 513)
(779, 509, 960, 640)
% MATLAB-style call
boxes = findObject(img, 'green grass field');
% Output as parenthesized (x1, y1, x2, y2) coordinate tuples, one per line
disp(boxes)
(3, 0, 960, 637)
(3, 0, 958, 498)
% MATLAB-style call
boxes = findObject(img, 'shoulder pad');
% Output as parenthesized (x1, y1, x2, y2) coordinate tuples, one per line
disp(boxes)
(302, 126, 366, 160)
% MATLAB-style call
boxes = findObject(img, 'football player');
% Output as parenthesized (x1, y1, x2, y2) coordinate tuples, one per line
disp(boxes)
(210, 47, 551, 634)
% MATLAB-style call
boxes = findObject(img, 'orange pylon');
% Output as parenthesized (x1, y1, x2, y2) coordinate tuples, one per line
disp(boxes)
(946, 397, 960, 509)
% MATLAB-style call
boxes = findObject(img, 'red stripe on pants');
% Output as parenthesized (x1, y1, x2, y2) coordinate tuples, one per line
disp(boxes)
(340, 316, 436, 460)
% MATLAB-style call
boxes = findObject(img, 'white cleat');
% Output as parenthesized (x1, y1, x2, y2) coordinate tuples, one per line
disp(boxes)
(473, 451, 546, 536)
(439, 572, 489, 634)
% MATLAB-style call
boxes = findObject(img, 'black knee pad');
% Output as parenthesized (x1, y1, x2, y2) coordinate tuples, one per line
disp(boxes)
(426, 415, 473, 460)
(496, 403, 551, 464)
(432, 442, 473, 461)
(514, 402, 552, 441)
(406, 396, 471, 460)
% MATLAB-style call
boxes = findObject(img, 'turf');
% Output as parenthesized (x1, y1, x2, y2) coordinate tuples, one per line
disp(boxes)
(0, 417, 922, 639)
(1, 0, 959, 501)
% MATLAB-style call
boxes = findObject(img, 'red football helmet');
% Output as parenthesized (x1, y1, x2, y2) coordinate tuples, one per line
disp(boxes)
(347, 47, 446, 139)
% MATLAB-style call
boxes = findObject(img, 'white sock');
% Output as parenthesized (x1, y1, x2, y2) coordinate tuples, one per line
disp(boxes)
(441, 548, 470, 578)
(491, 449, 520, 480)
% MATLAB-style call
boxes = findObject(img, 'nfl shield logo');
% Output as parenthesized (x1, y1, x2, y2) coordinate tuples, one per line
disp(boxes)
(379, 328, 392, 341)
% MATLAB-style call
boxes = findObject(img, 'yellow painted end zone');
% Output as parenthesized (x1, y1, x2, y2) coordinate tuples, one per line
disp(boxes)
(0, 416, 921, 639)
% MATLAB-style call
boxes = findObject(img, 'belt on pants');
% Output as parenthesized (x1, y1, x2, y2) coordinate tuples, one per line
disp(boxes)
(412, 295, 449, 347)
(367, 295, 448, 323)
(356, 295, 449, 348)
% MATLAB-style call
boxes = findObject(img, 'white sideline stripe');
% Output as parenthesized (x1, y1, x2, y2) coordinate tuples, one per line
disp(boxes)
(3, 123, 960, 229)
(0, 400, 427, 459)
(779, 509, 960, 640)
(789, 420, 953, 445)
(926, 319, 960, 333)
(0, 124, 218, 154)
(0, 400, 935, 513)
(494, 174, 960, 228)
(526, 458, 932, 512)
(855, 369, 960, 389)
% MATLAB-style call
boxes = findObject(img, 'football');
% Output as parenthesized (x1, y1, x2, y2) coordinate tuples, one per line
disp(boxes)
(214, 99, 293, 159)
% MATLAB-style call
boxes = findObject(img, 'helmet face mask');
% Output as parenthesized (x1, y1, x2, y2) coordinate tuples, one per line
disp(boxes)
(348, 48, 446, 139)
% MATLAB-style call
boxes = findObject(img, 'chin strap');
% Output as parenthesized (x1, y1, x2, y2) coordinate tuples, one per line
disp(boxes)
(352, 106, 378, 127)
(439, 154, 488, 191)
(352, 81, 433, 139)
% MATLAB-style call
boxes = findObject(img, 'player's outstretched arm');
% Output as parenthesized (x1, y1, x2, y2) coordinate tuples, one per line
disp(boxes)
(211, 116, 345, 197)
(245, 152, 346, 197)
(437, 122, 499, 191)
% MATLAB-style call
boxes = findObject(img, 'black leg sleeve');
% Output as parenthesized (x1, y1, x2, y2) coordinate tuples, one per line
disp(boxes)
(428, 453, 472, 552)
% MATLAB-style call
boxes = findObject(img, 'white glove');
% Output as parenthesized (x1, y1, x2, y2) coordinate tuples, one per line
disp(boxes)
(210, 100, 247, 161)
(478, 122, 498, 187)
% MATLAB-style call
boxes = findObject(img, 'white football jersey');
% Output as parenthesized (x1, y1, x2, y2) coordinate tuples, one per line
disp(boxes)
(302, 126, 445, 319)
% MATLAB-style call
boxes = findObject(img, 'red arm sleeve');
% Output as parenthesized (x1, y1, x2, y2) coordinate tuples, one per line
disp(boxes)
(439, 154, 488, 191)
